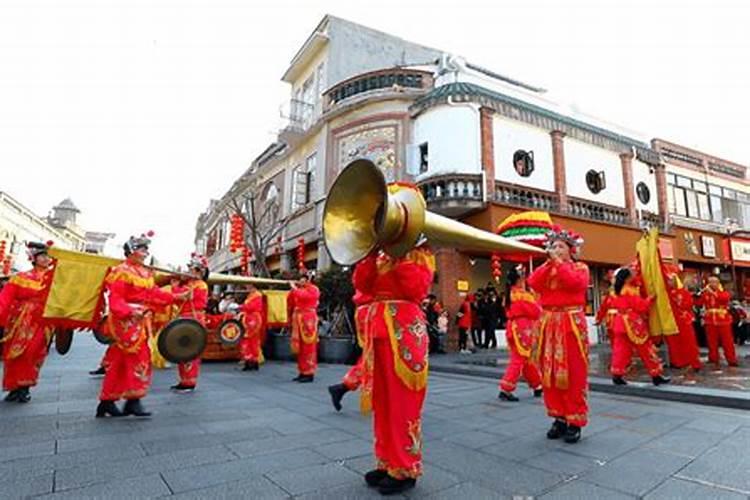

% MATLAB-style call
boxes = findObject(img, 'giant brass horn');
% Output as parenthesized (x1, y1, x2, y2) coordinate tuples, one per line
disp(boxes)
(323, 159, 546, 265)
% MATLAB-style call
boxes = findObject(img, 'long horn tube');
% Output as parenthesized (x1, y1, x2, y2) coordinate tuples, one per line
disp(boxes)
(323, 159, 546, 266)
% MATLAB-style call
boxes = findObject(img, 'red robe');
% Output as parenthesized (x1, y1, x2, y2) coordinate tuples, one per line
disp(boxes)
(527, 260, 589, 427)
(499, 286, 542, 393)
(697, 288, 737, 365)
(666, 287, 702, 370)
(353, 247, 434, 480)
(456, 299, 472, 330)
(609, 285, 663, 377)
(99, 261, 175, 401)
(288, 283, 320, 376)
(174, 279, 208, 387)
(595, 290, 617, 340)
(0, 268, 53, 391)
(239, 290, 264, 363)
(341, 291, 373, 392)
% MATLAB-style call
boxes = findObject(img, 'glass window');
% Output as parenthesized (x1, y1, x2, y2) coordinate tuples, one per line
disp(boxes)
(725, 189, 736, 200)
(709, 185, 723, 195)
(667, 173, 677, 184)
(674, 187, 687, 216)
(710, 195, 723, 222)
(305, 153, 317, 203)
(697, 193, 711, 220)
(676, 176, 692, 188)
(692, 181, 707, 192)
(667, 186, 677, 214)
(685, 190, 698, 218)
(738, 191, 749, 202)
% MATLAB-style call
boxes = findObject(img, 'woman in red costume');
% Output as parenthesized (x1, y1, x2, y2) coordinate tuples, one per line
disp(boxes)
(239, 282, 264, 371)
(697, 275, 738, 367)
(594, 270, 617, 342)
(609, 267, 671, 386)
(327, 290, 372, 411)
(353, 234, 434, 495)
(96, 233, 183, 418)
(527, 227, 588, 444)
(0, 241, 54, 403)
(498, 265, 543, 402)
(288, 272, 320, 382)
(665, 272, 702, 371)
(171, 253, 209, 392)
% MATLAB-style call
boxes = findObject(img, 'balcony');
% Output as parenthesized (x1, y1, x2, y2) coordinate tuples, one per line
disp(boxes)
(325, 68, 433, 111)
(279, 99, 315, 142)
(568, 197, 631, 226)
(494, 182, 558, 212)
(419, 174, 484, 217)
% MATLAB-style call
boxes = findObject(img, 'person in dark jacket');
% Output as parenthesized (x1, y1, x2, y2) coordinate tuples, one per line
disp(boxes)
(471, 289, 485, 349)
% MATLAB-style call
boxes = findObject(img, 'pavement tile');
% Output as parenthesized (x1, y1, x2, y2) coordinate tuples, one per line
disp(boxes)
(421, 481, 507, 499)
(295, 482, 397, 500)
(682, 414, 744, 435)
(168, 476, 291, 499)
(644, 427, 725, 457)
(403, 464, 461, 497)
(228, 428, 351, 457)
(559, 428, 653, 461)
(644, 477, 748, 499)
(266, 462, 363, 496)
(677, 445, 750, 493)
(618, 412, 689, 436)
(141, 426, 279, 456)
(539, 478, 635, 499)
(523, 449, 605, 477)
(315, 438, 372, 460)
(0, 439, 56, 463)
(441, 429, 511, 450)
(581, 448, 692, 496)
(0, 471, 54, 499)
(37, 473, 170, 499)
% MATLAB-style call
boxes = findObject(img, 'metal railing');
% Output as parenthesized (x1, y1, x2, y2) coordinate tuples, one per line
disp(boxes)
(325, 68, 433, 109)
(494, 182, 558, 212)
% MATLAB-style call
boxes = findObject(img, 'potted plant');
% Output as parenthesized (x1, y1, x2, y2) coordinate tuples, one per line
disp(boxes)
(316, 266, 356, 364)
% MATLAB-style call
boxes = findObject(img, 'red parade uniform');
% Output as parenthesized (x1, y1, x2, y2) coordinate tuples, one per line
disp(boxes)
(239, 289, 264, 364)
(499, 286, 542, 394)
(595, 289, 617, 340)
(528, 260, 590, 428)
(697, 288, 737, 366)
(0, 269, 53, 392)
(99, 261, 175, 401)
(609, 285, 664, 378)
(665, 287, 702, 370)
(173, 279, 208, 388)
(353, 247, 434, 480)
(288, 283, 320, 376)
(341, 291, 373, 392)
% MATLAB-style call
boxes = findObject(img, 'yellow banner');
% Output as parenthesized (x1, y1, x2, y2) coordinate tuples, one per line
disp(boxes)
(44, 248, 121, 327)
(263, 289, 289, 325)
(636, 228, 679, 336)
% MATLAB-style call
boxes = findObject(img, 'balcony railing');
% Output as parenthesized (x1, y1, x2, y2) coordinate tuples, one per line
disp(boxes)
(325, 68, 433, 110)
(568, 197, 630, 226)
(418, 174, 484, 217)
(494, 183, 558, 212)
(279, 99, 315, 137)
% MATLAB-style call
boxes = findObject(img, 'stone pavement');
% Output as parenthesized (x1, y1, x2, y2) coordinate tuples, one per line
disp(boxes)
(2, 335, 750, 499)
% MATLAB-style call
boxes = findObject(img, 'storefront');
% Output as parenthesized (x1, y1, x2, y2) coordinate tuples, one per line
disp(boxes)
(672, 227, 731, 292)
(725, 235, 750, 300)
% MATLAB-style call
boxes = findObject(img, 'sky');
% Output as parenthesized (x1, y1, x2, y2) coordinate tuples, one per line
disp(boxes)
(1, 0, 748, 265)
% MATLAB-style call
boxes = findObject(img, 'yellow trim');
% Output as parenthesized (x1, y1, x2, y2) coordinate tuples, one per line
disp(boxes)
(510, 322, 531, 358)
(383, 306, 428, 392)
(566, 311, 589, 368)
(8, 274, 45, 291)
(106, 268, 154, 289)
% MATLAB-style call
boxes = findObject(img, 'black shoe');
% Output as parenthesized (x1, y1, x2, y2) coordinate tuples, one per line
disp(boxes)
(533, 388, 543, 398)
(564, 425, 581, 444)
(170, 384, 184, 391)
(15, 388, 30, 403)
(547, 419, 567, 440)
(612, 376, 628, 386)
(297, 374, 314, 383)
(498, 391, 519, 402)
(95, 400, 123, 418)
(364, 469, 388, 487)
(89, 366, 106, 376)
(242, 362, 253, 372)
(4, 390, 19, 402)
(328, 383, 348, 412)
(652, 375, 671, 386)
(378, 476, 416, 495)
(122, 399, 151, 417)
(292, 374, 303, 382)
(249, 361, 259, 371)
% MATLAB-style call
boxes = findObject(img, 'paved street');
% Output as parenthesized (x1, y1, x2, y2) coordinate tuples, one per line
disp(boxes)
(2, 335, 750, 499)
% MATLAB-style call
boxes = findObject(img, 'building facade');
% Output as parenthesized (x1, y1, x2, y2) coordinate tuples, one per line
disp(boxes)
(195, 15, 750, 347)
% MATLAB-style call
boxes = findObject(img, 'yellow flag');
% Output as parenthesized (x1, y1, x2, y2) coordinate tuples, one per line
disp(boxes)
(263, 289, 289, 325)
(636, 228, 679, 336)
(44, 247, 121, 328)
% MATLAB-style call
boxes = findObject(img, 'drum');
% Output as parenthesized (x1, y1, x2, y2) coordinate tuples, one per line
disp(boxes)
(218, 318, 244, 346)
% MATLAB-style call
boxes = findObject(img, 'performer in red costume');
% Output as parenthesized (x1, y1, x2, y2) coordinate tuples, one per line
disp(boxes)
(665, 272, 702, 371)
(594, 270, 617, 341)
(288, 272, 320, 382)
(96, 233, 183, 418)
(239, 282, 264, 371)
(0, 242, 54, 403)
(327, 290, 372, 411)
(697, 276, 738, 367)
(456, 293, 472, 353)
(498, 265, 543, 401)
(609, 267, 671, 386)
(527, 227, 589, 444)
(171, 253, 209, 392)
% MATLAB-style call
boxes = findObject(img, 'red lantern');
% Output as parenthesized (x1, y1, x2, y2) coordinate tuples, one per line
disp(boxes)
(0, 240, 6, 262)
(490, 252, 502, 282)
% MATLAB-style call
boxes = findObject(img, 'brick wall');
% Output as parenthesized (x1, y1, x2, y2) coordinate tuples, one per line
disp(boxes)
(550, 130, 567, 211)
(620, 152, 637, 222)
(480, 107, 495, 199)
(433, 247, 472, 351)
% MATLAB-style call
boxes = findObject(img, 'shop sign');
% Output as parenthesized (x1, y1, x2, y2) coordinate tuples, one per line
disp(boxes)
(456, 280, 469, 292)
(701, 236, 716, 258)
(730, 239, 750, 263)
(683, 232, 699, 256)
(658, 238, 674, 260)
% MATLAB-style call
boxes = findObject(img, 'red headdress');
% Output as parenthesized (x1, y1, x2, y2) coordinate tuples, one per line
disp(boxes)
(26, 240, 53, 260)
(124, 231, 154, 255)
(545, 225, 584, 258)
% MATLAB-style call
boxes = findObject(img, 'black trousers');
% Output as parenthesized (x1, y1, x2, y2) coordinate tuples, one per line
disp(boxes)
(458, 328, 468, 350)
(483, 323, 497, 349)
(471, 327, 483, 349)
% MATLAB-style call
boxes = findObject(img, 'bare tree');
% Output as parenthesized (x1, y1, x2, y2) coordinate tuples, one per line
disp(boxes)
(227, 181, 286, 278)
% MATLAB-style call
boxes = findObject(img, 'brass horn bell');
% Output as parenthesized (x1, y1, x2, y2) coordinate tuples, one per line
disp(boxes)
(323, 159, 546, 266)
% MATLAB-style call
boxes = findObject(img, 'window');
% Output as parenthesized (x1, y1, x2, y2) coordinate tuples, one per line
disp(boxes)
(305, 153, 317, 203)
(512, 150, 534, 177)
(676, 176, 692, 188)
(673, 186, 687, 216)
(585, 170, 606, 194)
(710, 195, 723, 223)
(419, 143, 429, 174)
(636, 182, 651, 205)
(316, 63, 325, 99)
(696, 192, 711, 220)
(685, 190, 698, 218)
(291, 154, 317, 212)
